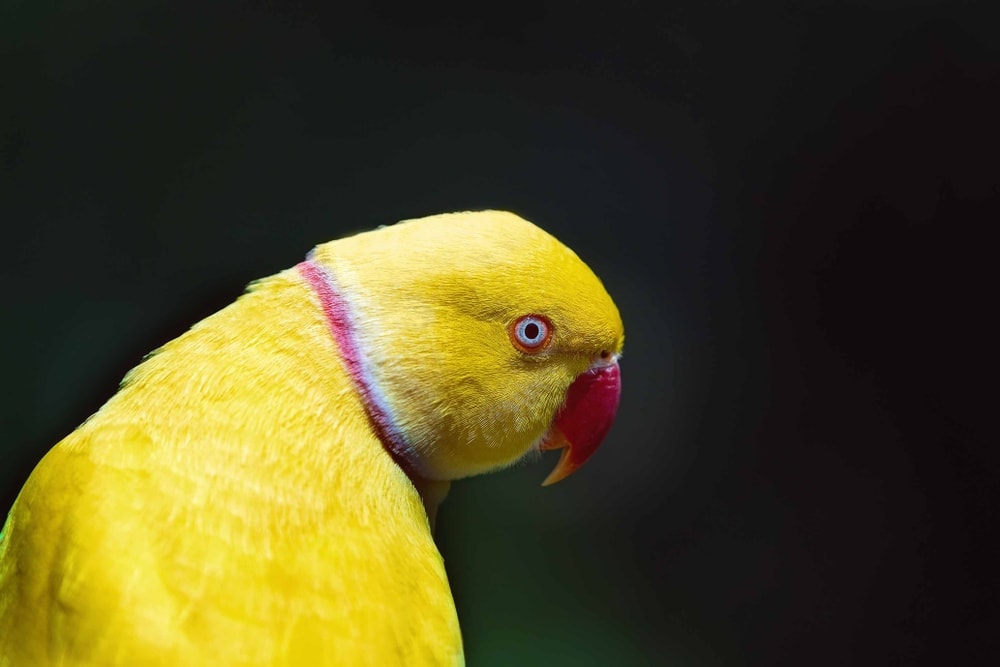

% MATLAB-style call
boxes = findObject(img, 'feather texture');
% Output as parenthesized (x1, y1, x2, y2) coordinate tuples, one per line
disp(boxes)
(0, 210, 623, 665)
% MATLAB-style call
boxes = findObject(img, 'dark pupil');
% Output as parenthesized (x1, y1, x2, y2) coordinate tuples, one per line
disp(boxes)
(523, 322, 540, 341)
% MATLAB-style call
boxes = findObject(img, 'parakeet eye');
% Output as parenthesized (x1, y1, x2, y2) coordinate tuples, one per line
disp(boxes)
(509, 315, 553, 353)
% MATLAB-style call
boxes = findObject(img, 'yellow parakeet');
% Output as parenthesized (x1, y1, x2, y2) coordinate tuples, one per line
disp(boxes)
(0, 210, 624, 666)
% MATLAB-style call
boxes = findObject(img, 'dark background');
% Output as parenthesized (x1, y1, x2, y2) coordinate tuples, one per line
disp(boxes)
(2, 1, 997, 665)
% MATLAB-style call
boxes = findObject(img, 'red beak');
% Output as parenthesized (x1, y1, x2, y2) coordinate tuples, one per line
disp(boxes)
(540, 360, 621, 486)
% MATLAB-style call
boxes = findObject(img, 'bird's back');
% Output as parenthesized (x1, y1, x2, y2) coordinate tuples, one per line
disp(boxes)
(0, 270, 463, 666)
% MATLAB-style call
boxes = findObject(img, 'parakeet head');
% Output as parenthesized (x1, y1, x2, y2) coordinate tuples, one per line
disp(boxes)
(306, 210, 624, 485)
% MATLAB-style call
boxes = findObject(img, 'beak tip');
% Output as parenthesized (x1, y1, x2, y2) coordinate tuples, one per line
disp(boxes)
(540, 447, 576, 486)
(540, 470, 564, 487)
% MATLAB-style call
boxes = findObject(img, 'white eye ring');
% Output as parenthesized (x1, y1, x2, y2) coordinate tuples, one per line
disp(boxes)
(510, 315, 552, 353)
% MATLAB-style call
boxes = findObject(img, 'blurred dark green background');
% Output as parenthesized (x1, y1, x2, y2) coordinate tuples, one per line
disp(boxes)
(2, 1, 997, 665)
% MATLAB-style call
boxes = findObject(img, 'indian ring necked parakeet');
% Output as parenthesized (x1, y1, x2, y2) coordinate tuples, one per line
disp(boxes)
(0, 210, 624, 666)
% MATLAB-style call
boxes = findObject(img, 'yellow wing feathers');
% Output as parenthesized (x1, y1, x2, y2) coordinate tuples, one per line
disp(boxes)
(2, 271, 461, 665)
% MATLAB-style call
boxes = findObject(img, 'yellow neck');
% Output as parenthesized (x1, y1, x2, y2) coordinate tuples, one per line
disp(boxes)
(7, 269, 463, 664)
(78, 268, 424, 529)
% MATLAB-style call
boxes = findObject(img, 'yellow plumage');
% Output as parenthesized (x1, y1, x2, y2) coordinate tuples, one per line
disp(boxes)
(0, 211, 623, 665)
